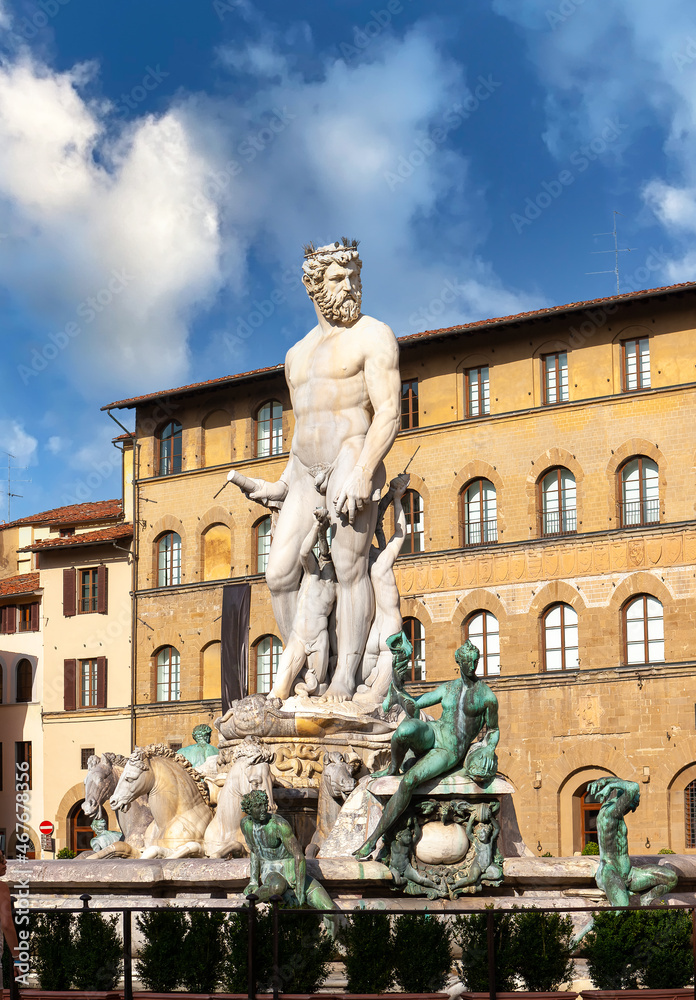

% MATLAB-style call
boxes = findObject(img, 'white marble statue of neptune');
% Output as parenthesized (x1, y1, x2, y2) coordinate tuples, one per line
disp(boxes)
(228, 240, 401, 700)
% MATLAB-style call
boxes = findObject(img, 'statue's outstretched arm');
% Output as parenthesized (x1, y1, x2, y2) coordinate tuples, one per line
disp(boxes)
(484, 697, 500, 751)
(416, 684, 448, 710)
(280, 822, 306, 904)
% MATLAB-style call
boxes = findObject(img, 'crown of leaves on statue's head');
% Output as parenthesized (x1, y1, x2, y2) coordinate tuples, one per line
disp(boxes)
(303, 236, 360, 259)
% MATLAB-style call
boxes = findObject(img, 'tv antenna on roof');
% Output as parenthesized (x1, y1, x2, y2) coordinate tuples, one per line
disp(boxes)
(2, 451, 31, 522)
(586, 211, 636, 294)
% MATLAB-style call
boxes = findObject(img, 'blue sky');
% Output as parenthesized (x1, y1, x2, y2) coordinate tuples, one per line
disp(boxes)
(0, 0, 695, 520)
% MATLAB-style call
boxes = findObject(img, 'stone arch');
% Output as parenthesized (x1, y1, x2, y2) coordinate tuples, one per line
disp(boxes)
(54, 781, 118, 851)
(544, 741, 634, 855)
(664, 749, 696, 852)
(8, 824, 39, 859)
(608, 571, 673, 614)
(525, 448, 585, 537)
(202, 409, 231, 467)
(146, 514, 188, 589)
(605, 439, 666, 528)
(451, 461, 506, 545)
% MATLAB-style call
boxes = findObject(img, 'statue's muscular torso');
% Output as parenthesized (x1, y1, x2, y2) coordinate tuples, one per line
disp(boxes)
(285, 314, 391, 469)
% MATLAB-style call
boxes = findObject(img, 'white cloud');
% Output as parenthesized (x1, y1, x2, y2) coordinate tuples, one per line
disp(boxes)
(0, 55, 227, 396)
(46, 435, 64, 454)
(186, 26, 542, 335)
(0, 22, 542, 409)
(0, 420, 38, 465)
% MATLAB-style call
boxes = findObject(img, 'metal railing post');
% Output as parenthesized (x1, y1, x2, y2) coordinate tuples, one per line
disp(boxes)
(271, 895, 281, 1000)
(486, 909, 496, 1000)
(247, 894, 258, 1000)
(691, 906, 696, 1000)
(122, 910, 133, 1000)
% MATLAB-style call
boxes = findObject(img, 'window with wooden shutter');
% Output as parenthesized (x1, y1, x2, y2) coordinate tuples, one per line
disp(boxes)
(96, 657, 107, 709)
(30, 602, 40, 632)
(64, 658, 77, 711)
(97, 566, 108, 614)
(63, 568, 76, 617)
(2, 605, 16, 634)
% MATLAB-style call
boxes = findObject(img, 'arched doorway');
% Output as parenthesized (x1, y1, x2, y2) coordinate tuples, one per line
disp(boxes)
(68, 800, 94, 854)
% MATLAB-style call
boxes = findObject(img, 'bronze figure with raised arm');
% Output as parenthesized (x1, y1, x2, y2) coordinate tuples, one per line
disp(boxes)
(354, 638, 500, 859)
(587, 776, 677, 906)
(227, 240, 401, 701)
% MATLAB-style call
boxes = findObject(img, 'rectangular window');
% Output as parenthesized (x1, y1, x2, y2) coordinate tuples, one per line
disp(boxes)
(1, 605, 16, 634)
(543, 352, 568, 404)
(79, 569, 98, 613)
(80, 659, 98, 708)
(622, 337, 650, 391)
(15, 741, 32, 791)
(18, 605, 31, 632)
(465, 366, 490, 417)
(80, 748, 95, 769)
(400, 380, 419, 430)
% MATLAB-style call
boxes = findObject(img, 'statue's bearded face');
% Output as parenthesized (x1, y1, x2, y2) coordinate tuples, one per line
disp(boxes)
(310, 259, 362, 324)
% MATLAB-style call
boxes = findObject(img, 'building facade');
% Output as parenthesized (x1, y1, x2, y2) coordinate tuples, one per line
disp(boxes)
(102, 280, 696, 856)
(0, 499, 132, 855)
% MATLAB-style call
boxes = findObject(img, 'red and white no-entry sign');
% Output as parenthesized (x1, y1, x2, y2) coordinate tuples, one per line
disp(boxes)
(39, 820, 54, 836)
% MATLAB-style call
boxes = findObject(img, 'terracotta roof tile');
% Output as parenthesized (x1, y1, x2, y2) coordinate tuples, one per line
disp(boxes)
(20, 523, 133, 552)
(0, 573, 41, 597)
(101, 281, 696, 410)
(3, 499, 123, 530)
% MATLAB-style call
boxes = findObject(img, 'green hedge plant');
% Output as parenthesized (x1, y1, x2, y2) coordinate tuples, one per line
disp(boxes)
(340, 908, 394, 993)
(135, 908, 187, 992)
(454, 910, 517, 992)
(30, 912, 76, 990)
(72, 910, 123, 990)
(392, 912, 453, 992)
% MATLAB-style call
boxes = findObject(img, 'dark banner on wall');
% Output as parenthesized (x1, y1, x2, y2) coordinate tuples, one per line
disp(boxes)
(221, 582, 251, 712)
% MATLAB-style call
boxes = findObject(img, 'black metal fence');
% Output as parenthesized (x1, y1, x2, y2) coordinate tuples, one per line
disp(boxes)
(8, 895, 696, 1000)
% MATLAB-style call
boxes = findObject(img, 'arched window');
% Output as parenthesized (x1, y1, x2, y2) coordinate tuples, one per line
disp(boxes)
(156, 647, 181, 701)
(402, 617, 425, 681)
(16, 659, 32, 702)
(620, 457, 659, 527)
(157, 532, 181, 586)
(254, 635, 282, 694)
(464, 611, 500, 676)
(68, 801, 94, 854)
(255, 516, 272, 574)
(202, 524, 231, 581)
(539, 468, 576, 536)
(256, 401, 283, 458)
(623, 595, 664, 665)
(157, 421, 182, 476)
(402, 490, 424, 554)
(685, 779, 696, 849)
(543, 604, 578, 671)
(461, 479, 497, 546)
